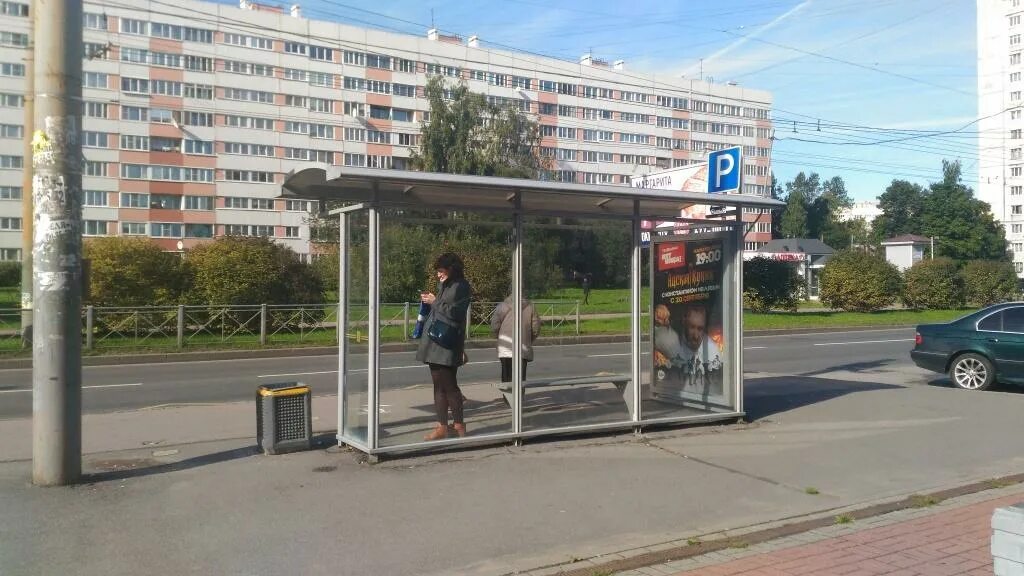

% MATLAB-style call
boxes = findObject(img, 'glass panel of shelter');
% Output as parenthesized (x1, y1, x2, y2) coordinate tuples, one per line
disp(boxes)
(520, 215, 635, 431)
(376, 208, 515, 446)
(341, 210, 370, 446)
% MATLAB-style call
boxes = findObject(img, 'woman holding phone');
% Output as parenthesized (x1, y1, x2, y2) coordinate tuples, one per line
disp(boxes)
(416, 252, 472, 440)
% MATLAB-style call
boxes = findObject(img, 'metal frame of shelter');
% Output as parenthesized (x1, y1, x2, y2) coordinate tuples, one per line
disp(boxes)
(281, 167, 784, 456)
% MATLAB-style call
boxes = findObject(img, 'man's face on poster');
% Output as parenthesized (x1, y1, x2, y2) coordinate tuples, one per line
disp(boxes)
(684, 307, 707, 350)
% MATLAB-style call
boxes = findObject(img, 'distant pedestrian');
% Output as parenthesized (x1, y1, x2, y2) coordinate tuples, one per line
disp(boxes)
(490, 295, 541, 383)
(581, 273, 593, 305)
(416, 252, 472, 441)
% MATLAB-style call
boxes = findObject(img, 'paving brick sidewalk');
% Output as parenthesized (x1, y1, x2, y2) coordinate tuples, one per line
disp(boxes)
(615, 488, 1024, 576)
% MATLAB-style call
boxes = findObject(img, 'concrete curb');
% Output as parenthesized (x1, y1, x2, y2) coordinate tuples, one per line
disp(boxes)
(0, 324, 917, 370)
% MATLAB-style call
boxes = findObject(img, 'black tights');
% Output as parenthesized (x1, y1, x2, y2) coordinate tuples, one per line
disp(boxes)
(429, 364, 463, 425)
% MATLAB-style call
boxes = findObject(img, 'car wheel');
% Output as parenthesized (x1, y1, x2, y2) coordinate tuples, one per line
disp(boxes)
(949, 353, 995, 391)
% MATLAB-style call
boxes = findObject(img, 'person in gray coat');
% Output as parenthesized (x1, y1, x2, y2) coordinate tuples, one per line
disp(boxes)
(491, 295, 541, 383)
(416, 252, 472, 441)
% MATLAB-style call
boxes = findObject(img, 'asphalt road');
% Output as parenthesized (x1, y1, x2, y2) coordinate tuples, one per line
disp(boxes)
(0, 327, 923, 418)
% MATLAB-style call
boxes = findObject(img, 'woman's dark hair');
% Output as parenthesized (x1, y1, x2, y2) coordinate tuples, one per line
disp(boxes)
(434, 252, 465, 280)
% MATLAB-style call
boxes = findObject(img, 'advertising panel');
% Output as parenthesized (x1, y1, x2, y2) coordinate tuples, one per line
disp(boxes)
(650, 235, 729, 406)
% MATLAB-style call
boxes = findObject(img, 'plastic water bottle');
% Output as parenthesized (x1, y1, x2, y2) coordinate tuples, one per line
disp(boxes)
(411, 301, 431, 339)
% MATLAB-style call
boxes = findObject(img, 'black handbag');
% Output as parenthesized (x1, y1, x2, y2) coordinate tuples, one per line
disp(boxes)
(427, 318, 461, 349)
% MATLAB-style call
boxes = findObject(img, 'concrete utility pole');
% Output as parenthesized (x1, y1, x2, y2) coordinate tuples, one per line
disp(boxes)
(20, 0, 33, 348)
(32, 0, 83, 486)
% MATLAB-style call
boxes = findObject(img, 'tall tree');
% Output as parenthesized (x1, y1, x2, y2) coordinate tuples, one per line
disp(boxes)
(811, 176, 852, 243)
(411, 76, 545, 178)
(770, 173, 785, 238)
(918, 161, 1008, 261)
(779, 172, 819, 239)
(872, 179, 925, 241)
(780, 187, 809, 238)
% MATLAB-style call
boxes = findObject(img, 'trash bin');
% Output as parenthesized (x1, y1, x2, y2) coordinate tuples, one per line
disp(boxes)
(256, 382, 312, 455)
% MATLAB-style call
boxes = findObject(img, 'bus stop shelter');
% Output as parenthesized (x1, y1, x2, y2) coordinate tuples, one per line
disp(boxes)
(281, 167, 784, 456)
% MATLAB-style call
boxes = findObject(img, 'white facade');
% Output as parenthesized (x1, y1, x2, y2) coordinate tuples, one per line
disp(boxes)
(0, 0, 774, 260)
(839, 200, 881, 224)
(883, 243, 927, 271)
(979, 0, 1024, 277)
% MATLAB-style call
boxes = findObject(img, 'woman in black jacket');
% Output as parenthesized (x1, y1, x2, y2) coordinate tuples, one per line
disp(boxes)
(416, 252, 472, 440)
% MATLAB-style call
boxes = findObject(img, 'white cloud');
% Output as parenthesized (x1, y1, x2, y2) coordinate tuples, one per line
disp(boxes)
(680, 0, 813, 77)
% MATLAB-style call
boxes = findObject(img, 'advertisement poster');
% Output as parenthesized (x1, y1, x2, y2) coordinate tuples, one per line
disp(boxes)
(651, 237, 728, 406)
(630, 164, 709, 226)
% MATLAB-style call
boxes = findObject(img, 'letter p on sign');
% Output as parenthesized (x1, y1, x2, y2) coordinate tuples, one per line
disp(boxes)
(707, 147, 741, 194)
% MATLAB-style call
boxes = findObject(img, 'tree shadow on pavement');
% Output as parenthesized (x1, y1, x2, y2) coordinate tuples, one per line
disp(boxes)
(744, 375, 901, 421)
(84, 445, 260, 483)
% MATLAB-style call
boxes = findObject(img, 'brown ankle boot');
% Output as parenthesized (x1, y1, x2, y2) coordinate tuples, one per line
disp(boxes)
(452, 423, 467, 438)
(423, 424, 448, 441)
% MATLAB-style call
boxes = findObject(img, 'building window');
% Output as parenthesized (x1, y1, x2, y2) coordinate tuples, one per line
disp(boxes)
(150, 223, 182, 238)
(84, 12, 110, 30)
(121, 193, 149, 208)
(286, 200, 310, 212)
(1013, 185, 1023, 195)
(85, 102, 108, 119)
(184, 140, 213, 155)
(344, 50, 365, 66)
(0, 31, 28, 47)
(82, 220, 107, 236)
(344, 153, 366, 167)
(2, 2, 30, 16)
(1014, 53, 1023, 66)
(0, 123, 22, 139)
(0, 216, 21, 229)
(121, 222, 147, 236)
(0, 155, 23, 169)
(184, 196, 214, 211)
(83, 190, 108, 206)
(0, 62, 24, 77)
(0, 185, 21, 200)
(1013, 205, 1023, 215)
(84, 72, 108, 89)
(185, 224, 213, 238)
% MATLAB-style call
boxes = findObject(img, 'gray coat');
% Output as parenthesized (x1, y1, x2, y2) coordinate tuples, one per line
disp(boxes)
(490, 297, 541, 361)
(415, 277, 471, 367)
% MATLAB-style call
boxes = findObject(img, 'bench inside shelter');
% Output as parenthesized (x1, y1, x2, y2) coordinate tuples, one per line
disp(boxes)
(496, 374, 631, 407)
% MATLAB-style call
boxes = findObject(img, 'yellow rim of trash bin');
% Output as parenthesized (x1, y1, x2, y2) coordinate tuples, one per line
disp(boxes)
(258, 386, 309, 398)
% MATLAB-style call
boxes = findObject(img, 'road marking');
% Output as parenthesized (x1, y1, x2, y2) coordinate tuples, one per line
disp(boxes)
(587, 353, 631, 357)
(259, 361, 500, 378)
(258, 370, 337, 378)
(814, 338, 914, 347)
(744, 346, 768, 350)
(747, 327, 914, 339)
(0, 382, 143, 394)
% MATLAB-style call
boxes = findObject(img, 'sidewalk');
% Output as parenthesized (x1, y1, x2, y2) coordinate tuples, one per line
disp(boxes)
(610, 483, 1024, 576)
(3, 367, 1024, 576)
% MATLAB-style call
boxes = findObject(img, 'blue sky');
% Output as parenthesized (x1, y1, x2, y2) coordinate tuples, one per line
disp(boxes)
(228, 0, 980, 201)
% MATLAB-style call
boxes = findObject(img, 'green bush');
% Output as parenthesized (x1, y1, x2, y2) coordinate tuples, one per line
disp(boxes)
(0, 261, 20, 287)
(820, 250, 901, 312)
(961, 260, 1020, 306)
(743, 256, 800, 312)
(426, 233, 512, 305)
(184, 237, 323, 305)
(84, 237, 185, 306)
(901, 258, 965, 310)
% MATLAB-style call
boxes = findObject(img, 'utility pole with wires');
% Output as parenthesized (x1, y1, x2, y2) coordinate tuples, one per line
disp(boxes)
(19, 0, 33, 348)
(32, 0, 84, 487)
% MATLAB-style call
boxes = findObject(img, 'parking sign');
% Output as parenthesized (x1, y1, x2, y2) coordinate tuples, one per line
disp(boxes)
(707, 147, 741, 194)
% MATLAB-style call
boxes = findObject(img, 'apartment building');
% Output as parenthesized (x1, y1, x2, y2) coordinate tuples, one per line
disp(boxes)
(979, 0, 1024, 277)
(0, 0, 775, 260)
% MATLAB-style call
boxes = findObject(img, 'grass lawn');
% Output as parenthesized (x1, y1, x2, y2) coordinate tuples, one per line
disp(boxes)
(743, 308, 973, 331)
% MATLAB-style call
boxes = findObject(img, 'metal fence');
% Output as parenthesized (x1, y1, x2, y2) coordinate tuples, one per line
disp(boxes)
(0, 300, 584, 354)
